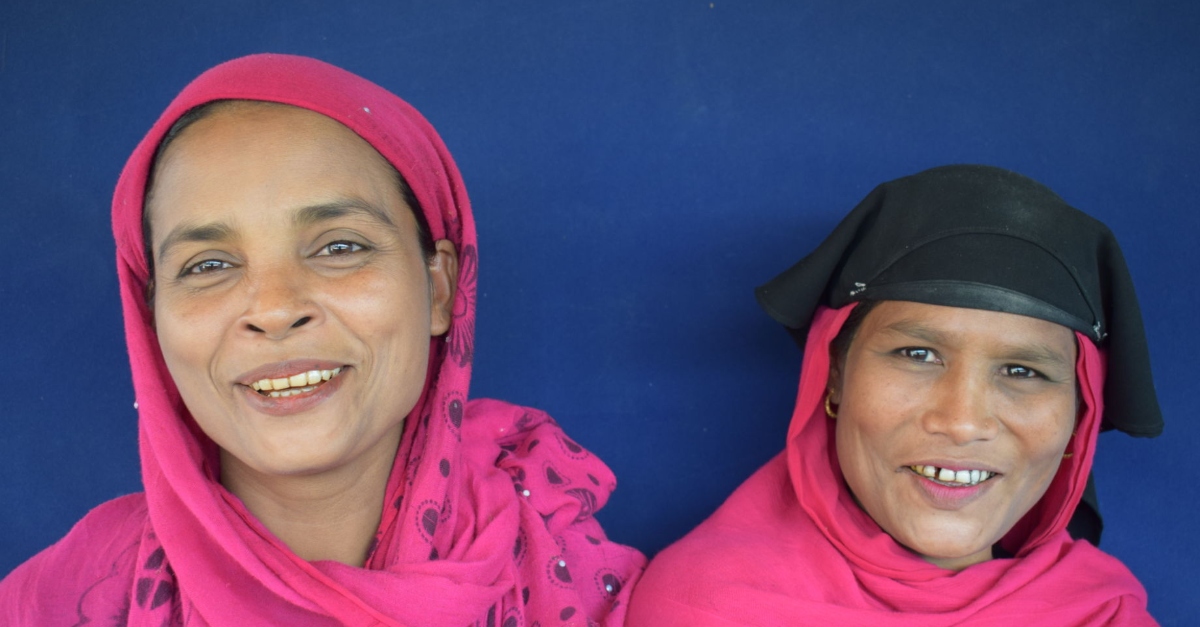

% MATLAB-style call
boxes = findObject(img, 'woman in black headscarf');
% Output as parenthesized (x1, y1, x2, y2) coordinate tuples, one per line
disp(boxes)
(628, 165, 1161, 625)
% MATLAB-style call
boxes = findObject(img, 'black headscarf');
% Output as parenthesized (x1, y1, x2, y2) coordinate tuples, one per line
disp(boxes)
(756, 164, 1163, 542)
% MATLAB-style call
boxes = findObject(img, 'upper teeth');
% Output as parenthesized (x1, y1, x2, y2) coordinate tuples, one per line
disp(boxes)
(910, 465, 994, 486)
(250, 367, 342, 398)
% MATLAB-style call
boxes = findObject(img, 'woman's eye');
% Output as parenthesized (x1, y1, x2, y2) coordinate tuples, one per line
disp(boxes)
(1002, 364, 1043, 379)
(317, 240, 366, 256)
(898, 347, 939, 363)
(184, 259, 233, 275)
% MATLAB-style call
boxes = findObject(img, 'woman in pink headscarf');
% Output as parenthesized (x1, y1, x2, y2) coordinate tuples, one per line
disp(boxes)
(0, 53, 643, 626)
(627, 165, 1161, 625)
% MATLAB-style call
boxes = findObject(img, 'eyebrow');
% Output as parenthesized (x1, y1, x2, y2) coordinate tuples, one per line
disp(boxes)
(155, 199, 396, 263)
(883, 318, 1074, 368)
(293, 199, 395, 229)
(156, 222, 236, 263)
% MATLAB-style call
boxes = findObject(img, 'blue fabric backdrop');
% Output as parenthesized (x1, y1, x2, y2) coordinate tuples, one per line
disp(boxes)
(1, 1, 1195, 622)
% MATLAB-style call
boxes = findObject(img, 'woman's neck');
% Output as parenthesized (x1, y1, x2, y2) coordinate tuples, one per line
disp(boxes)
(218, 430, 402, 567)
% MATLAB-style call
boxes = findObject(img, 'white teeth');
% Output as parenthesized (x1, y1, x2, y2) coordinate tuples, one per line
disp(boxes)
(250, 367, 342, 393)
(268, 384, 318, 398)
(911, 465, 994, 486)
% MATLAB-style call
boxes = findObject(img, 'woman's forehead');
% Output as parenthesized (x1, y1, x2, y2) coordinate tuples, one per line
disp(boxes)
(161, 101, 371, 164)
(146, 102, 410, 244)
(153, 103, 395, 199)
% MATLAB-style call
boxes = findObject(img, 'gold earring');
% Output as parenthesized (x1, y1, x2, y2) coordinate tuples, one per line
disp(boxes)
(824, 390, 838, 419)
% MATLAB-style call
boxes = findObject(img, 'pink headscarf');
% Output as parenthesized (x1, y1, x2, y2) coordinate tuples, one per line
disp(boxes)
(628, 305, 1154, 626)
(1, 53, 643, 626)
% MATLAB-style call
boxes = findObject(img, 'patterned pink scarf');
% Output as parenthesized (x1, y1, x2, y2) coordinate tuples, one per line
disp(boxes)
(628, 305, 1154, 626)
(1, 53, 643, 626)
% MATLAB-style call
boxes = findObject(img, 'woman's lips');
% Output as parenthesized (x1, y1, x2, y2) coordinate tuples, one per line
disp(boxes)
(235, 360, 349, 416)
(236, 359, 348, 385)
(251, 367, 343, 396)
(907, 465, 999, 510)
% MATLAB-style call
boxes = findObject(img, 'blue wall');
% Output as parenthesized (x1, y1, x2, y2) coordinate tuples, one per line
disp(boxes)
(1, 1, 1195, 622)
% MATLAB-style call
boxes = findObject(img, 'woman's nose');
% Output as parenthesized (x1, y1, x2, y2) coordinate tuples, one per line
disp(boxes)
(920, 368, 999, 444)
(238, 265, 322, 340)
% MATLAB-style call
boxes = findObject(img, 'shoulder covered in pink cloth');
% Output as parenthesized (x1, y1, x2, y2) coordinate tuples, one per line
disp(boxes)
(627, 456, 1155, 627)
(1, 398, 645, 627)
(1, 494, 148, 625)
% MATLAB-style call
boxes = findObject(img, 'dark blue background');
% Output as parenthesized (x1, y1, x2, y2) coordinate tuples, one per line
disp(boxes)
(1, 1, 1195, 623)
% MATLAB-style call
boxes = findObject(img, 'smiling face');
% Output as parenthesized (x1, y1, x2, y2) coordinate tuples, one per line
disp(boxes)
(146, 102, 456, 482)
(828, 300, 1077, 570)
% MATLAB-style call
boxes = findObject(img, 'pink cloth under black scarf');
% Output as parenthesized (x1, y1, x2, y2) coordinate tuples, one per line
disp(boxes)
(1, 53, 644, 626)
(627, 305, 1154, 625)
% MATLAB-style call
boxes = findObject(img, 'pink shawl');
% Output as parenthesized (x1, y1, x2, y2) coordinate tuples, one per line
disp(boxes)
(628, 306, 1154, 626)
(1, 54, 643, 626)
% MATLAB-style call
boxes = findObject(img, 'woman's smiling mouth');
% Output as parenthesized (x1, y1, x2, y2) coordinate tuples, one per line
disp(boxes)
(909, 465, 997, 487)
(250, 367, 344, 398)
(235, 361, 351, 414)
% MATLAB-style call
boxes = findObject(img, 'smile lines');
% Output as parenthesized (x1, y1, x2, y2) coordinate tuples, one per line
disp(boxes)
(250, 367, 343, 398)
(910, 465, 996, 487)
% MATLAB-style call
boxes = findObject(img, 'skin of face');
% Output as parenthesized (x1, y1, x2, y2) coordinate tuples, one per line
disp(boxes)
(147, 102, 457, 487)
(828, 300, 1077, 570)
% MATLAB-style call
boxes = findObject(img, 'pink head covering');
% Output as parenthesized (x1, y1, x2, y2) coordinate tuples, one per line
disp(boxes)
(628, 305, 1153, 625)
(1, 53, 643, 626)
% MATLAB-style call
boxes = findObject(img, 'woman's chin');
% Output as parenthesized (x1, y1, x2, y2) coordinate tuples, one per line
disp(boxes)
(895, 524, 998, 571)
(222, 445, 350, 480)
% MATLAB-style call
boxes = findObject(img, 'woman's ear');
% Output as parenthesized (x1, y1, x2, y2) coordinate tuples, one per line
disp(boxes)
(428, 239, 458, 336)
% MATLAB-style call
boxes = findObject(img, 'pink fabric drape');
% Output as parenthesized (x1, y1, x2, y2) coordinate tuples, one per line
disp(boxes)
(628, 305, 1154, 626)
(2, 53, 643, 626)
